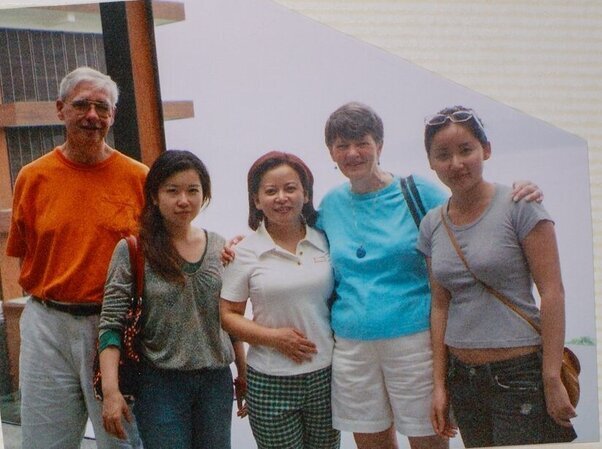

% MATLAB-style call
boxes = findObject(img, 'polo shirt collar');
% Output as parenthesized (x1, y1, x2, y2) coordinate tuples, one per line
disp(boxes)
(250, 221, 328, 256)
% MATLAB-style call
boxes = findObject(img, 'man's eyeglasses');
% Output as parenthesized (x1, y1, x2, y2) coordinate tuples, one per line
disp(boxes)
(69, 99, 112, 118)
(424, 110, 484, 133)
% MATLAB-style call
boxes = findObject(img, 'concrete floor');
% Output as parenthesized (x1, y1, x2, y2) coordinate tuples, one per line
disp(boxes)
(0, 392, 97, 449)
(0, 418, 443, 449)
(0, 404, 409, 449)
(1, 422, 97, 449)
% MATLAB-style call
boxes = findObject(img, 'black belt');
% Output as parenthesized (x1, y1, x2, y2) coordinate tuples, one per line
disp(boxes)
(31, 296, 102, 316)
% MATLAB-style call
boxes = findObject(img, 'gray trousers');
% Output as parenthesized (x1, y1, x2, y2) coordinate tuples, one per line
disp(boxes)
(19, 298, 142, 449)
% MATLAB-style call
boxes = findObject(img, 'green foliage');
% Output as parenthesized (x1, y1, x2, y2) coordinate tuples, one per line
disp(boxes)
(566, 336, 595, 346)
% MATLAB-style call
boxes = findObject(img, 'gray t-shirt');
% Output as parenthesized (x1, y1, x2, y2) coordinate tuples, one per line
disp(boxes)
(100, 230, 234, 370)
(417, 184, 552, 349)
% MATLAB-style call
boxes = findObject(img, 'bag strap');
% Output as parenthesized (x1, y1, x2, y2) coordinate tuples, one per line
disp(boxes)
(124, 235, 144, 304)
(438, 207, 542, 335)
(407, 175, 427, 217)
(400, 175, 427, 229)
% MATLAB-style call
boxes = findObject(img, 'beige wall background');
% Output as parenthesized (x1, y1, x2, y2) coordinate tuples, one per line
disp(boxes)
(271, 0, 602, 441)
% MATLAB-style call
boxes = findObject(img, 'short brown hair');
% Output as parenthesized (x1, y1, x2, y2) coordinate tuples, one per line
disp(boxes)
(325, 102, 384, 148)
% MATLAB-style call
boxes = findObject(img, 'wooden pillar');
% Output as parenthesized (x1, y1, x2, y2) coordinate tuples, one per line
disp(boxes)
(3, 297, 26, 392)
(100, 0, 166, 167)
(1, 113, 23, 392)
(0, 142, 21, 302)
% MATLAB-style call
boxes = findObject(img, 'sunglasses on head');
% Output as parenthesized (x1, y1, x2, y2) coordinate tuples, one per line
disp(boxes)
(424, 110, 484, 133)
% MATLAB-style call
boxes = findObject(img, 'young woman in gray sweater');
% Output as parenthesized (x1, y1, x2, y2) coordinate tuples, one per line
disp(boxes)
(98, 150, 245, 449)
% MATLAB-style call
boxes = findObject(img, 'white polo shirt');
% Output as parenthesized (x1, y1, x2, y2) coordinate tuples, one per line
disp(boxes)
(221, 222, 334, 376)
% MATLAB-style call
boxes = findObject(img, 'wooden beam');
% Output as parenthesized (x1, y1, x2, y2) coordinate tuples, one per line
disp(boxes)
(0, 130, 11, 209)
(0, 209, 10, 234)
(2, 297, 27, 391)
(0, 101, 193, 128)
(126, 0, 166, 167)
(0, 1, 188, 35)
(0, 210, 22, 301)
(161, 100, 194, 121)
(0, 102, 58, 127)
(45, 1, 185, 24)
(0, 242, 22, 301)
(151, 1, 186, 24)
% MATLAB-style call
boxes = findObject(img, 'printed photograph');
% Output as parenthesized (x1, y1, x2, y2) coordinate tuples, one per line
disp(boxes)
(0, 1, 599, 448)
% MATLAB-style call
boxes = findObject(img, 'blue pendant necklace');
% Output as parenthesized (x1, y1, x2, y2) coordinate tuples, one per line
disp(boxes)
(356, 245, 366, 259)
(350, 195, 366, 258)
(349, 173, 391, 259)
(351, 191, 380, 259)
(350, 174, 393, 259)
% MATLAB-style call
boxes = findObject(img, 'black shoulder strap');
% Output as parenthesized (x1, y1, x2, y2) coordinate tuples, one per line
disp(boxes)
(407, 175, 427, 217)
(400, 175, 427, 228)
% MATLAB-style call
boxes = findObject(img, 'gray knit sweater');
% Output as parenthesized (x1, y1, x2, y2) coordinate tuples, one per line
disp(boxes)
(99, 231, 234, 370)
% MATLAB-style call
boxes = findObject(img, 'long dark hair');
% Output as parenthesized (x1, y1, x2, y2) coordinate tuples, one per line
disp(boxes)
(139, 150, 211, 283)
(247, 151, 317, 230)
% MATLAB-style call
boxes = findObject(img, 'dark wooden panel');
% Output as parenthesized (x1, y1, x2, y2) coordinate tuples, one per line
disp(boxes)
(101, 0, 165, 165)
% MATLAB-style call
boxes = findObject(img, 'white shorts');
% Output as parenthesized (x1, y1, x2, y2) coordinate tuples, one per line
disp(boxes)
(331, 331, 435, 436)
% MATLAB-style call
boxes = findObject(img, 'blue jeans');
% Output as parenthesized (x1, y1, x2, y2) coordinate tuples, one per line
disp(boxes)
(448, 351, 577, 447)
(133, 362, 233, 449)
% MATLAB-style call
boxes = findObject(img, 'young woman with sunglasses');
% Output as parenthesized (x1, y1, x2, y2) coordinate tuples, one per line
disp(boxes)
(417, 106, 577, 447)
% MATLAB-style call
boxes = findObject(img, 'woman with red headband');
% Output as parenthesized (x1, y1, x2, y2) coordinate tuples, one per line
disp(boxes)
(220, 151, 340, 449)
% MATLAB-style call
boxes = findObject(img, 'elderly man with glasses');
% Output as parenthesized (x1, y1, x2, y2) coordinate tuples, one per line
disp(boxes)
(6, 66, 147, 449)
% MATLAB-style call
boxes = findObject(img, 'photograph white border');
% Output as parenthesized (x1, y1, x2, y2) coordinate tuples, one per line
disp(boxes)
(0, 1, 599, 449)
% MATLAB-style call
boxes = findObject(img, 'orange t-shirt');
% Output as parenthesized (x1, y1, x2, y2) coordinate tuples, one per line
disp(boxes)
(6, 148, 148, 303)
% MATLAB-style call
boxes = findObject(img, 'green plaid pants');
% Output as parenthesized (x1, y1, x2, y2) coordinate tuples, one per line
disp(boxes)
(247, 366, 340, 449)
